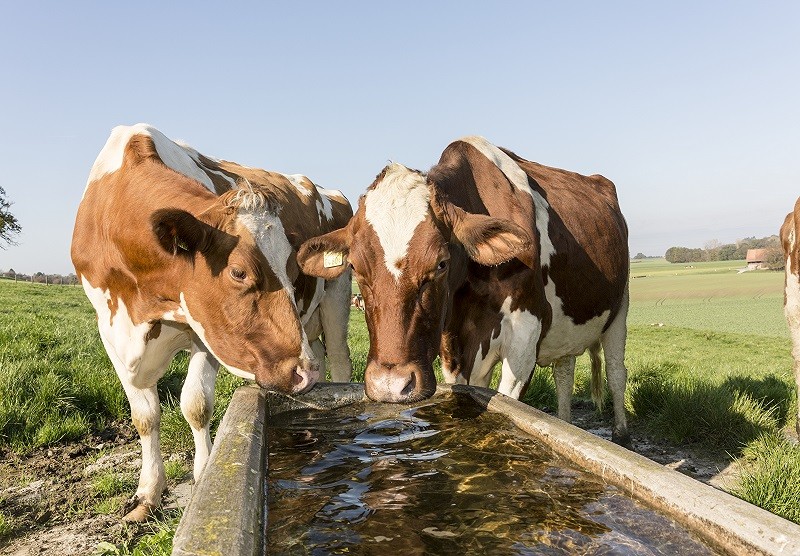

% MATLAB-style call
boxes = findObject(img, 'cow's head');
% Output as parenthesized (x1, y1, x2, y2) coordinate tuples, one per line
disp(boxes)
(151, 186, 318, 394)
(297, 163, 530, 402)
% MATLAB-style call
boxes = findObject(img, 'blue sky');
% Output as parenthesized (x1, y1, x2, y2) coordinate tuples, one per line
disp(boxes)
(1, 2, 798, 274)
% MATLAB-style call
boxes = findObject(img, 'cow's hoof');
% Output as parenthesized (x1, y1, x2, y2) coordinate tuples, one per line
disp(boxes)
(612, 431, 633, 450)
(121, 496, 156, 522)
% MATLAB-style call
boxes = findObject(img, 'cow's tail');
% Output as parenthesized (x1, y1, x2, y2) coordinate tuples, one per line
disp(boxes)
(589, 341, 604, 411)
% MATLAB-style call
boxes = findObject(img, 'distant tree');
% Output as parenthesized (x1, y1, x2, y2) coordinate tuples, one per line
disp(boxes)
(0, 186, 21, 248)
(633, 252, 647, 259)
(665, 246, 704, 263)
(764, 248, 785, 270)
(717, 244, 738, 261)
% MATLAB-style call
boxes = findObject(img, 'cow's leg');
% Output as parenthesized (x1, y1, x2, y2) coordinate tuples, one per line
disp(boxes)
(320, 271, 353, 382)
(440, 331, 468, 385)
(180, 332, 220, 480)
(552, 356, 576, 422)
(791, 348, 800, 438)
(496, 313, 542, 399)
(602, 285, 631, 447)
(784, 262, 800, 437)
(304, 309, 328, 377)
(98, 321, 189, 522)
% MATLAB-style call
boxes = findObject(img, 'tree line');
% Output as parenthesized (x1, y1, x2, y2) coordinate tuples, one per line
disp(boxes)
(0, 269, 79, 285)
(664, 235, 782, 266)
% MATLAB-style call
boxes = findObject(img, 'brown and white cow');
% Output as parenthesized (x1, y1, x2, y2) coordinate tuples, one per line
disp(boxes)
(71, 124, 353, 520)
(298, 136, 631, 445)
(780, 200, 800, 437)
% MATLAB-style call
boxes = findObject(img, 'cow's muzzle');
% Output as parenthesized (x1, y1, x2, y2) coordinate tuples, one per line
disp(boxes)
(364, 360, 436, 403)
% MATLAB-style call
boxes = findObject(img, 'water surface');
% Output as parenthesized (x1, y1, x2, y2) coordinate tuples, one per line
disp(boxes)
(266, 393, 717, 555)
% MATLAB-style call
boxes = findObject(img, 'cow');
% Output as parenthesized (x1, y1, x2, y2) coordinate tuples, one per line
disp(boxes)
(298, 136, 631, 445)
(780, 200, 800, 437)
(71, 124, 353, 521)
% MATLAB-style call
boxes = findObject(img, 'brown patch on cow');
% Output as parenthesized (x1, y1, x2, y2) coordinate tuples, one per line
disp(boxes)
(145, 322, 162, 342)
(124, 134, 160, 166)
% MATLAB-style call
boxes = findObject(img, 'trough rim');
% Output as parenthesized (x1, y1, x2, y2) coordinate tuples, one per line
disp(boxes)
(172, 383, 800, 556)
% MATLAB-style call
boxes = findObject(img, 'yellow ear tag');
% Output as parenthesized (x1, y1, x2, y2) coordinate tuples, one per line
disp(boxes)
(323, 251, 344, 268)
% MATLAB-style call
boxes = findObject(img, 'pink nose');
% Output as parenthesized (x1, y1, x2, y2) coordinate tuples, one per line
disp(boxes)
(291, 359, 320, 394)
(365, 361, 433, 403)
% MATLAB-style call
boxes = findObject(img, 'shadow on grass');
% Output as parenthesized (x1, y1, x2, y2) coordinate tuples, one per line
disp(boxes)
(626, 364, 793, 455)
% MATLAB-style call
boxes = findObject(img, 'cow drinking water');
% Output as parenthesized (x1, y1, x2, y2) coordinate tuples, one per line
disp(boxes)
(71, 124, 353, 520)
(298, 136, 631, 445)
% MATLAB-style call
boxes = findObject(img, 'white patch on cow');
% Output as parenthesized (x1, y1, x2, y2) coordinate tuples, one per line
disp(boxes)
(82, 278, 150, 373)
(282, 173, 313, 197)
(365, 163, 430, 280)
(536, 280, 611, 366)
(176, 140, 236, 190)
(469, 297, 542, 399)
(315, 189, 334, 222)
(459, 136, 556, 266)
(85, 124, 224, 196)
(179, 293, 256, 381)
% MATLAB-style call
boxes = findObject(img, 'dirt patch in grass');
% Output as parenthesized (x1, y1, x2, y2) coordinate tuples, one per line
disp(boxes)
(570, 401, 744, 489)
(0, 422, 192, 556)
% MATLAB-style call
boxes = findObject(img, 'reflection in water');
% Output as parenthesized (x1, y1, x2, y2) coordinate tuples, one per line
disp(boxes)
(266, 394, 717, 555)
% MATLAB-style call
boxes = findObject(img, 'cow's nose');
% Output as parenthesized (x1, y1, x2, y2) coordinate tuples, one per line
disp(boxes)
(365, 360, 432, 403)
(291, 358, 320, 394)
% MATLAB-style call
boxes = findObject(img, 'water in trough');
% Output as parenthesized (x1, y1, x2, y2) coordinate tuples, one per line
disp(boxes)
(265, 393, 719, 555)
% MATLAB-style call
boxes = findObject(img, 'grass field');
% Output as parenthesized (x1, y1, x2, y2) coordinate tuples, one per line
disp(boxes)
(1, 258, 799, 552)
(628, 258, 787, 338)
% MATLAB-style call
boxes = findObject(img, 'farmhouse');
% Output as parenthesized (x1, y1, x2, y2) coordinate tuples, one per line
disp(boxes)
(746, 248, 769, 270)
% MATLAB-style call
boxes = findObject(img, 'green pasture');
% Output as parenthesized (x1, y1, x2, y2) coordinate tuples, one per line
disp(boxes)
(628, 258, 787, 338)
(0, 258, 799, 552)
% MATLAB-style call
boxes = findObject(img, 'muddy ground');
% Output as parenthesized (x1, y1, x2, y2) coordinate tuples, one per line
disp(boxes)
(0, 405, 741, 556)
(0, 422, 193, 556)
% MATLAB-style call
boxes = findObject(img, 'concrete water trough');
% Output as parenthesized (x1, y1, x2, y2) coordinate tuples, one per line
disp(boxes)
(172, 383, 800, 555)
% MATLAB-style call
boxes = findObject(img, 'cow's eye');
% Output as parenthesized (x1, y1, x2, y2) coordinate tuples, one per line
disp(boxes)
(230, 267, 247, 282)
(437, 260, 448, 272)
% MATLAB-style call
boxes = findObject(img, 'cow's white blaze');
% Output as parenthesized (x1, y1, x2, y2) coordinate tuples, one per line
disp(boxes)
(460, 135, 556, 266)
(470, 297, 542, 399)
(236, 209, 316, 363)
(365, 163, 430, 280)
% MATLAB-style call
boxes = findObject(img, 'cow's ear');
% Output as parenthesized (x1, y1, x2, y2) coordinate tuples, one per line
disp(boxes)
(151, 208, 208, 257)
(435, 195, 531, 267)
(455, 213, 532, 266)
(297, 226, 351, 279)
